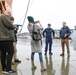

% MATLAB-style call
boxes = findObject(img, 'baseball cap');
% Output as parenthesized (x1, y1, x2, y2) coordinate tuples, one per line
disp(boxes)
(48, 23, 51, 26)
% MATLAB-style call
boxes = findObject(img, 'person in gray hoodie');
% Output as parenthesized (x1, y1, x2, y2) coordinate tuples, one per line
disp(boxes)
(60, 22, 71, 57)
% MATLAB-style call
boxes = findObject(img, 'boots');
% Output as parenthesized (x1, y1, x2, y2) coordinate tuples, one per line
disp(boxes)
(40, 62, 46, 72)
(31, 61, 46, 71)
(31, 61, 37, 70)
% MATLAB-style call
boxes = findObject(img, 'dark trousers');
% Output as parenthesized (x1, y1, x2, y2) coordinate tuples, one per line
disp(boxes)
(0, 41, 14, 71)
(45, 39, 52, 52)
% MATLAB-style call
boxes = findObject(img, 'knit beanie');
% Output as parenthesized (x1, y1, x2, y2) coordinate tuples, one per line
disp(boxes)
(27, 16, 34, 23)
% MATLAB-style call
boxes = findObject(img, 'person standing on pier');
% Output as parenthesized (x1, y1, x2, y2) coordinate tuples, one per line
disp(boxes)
(0, 10, 16, 74)
(43, 24, 55, 55)
(10, 16, 21, 65)
(60, 22, 71, 57)
(27, 16, 46, 72)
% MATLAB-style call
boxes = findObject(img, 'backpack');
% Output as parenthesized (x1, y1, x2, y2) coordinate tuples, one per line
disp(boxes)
(32, 25, 42, 41)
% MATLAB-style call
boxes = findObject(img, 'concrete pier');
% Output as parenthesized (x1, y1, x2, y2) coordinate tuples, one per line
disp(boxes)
(0, 39, 76, 75)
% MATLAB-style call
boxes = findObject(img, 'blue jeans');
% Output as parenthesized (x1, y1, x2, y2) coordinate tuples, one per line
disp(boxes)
(31, 52, 43, 62)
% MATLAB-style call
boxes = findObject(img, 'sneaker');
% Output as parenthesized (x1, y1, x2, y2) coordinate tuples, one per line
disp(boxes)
(4, 70, 16, 74)
(49, 52, 53, 55)
(11, 62, 14, 65)
(60, 54, 64, 56)
(2, 69, 6, 73)
(44, 52, 47, 55)
(14, 59, 21, 63)
(41, 67, 47, 72)
(68, 54, 70, 57)
(31, 66, 37, 70)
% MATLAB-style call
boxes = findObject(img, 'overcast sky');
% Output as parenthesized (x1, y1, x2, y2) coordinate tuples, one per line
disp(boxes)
(12, 0, 76, 32)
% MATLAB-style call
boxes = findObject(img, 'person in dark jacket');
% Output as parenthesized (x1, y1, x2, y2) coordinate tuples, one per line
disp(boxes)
(60, 22, 71, 57)
(10, 17, 21, 65)
(0, 10, 16, 74)
(43, 24, 55, 55)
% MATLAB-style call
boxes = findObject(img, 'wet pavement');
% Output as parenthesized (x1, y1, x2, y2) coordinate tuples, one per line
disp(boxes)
(0, 39, 76, 75)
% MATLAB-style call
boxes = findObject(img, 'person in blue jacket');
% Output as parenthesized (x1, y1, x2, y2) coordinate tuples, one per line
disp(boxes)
(43, 24, 55, 55)
(60, 22, 71, 57)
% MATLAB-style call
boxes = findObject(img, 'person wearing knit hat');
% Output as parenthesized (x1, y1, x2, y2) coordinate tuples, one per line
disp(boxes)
(27, 16, 46, 72)
(27, 16, 34, 23)
(43, 23, 55, 55)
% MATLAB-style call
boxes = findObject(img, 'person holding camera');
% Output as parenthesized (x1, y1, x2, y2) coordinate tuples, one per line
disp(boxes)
(27, 16, 46, 72)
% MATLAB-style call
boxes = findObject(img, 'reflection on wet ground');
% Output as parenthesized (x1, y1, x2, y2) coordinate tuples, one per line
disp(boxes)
(0, 39, 76, 75)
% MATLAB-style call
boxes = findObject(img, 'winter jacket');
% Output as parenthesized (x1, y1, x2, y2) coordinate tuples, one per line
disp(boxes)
(27, 23, 43, 53)
(0, 14, 15, 41)
(60, 26, 71, 39)
(43, 28, 55, 39)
